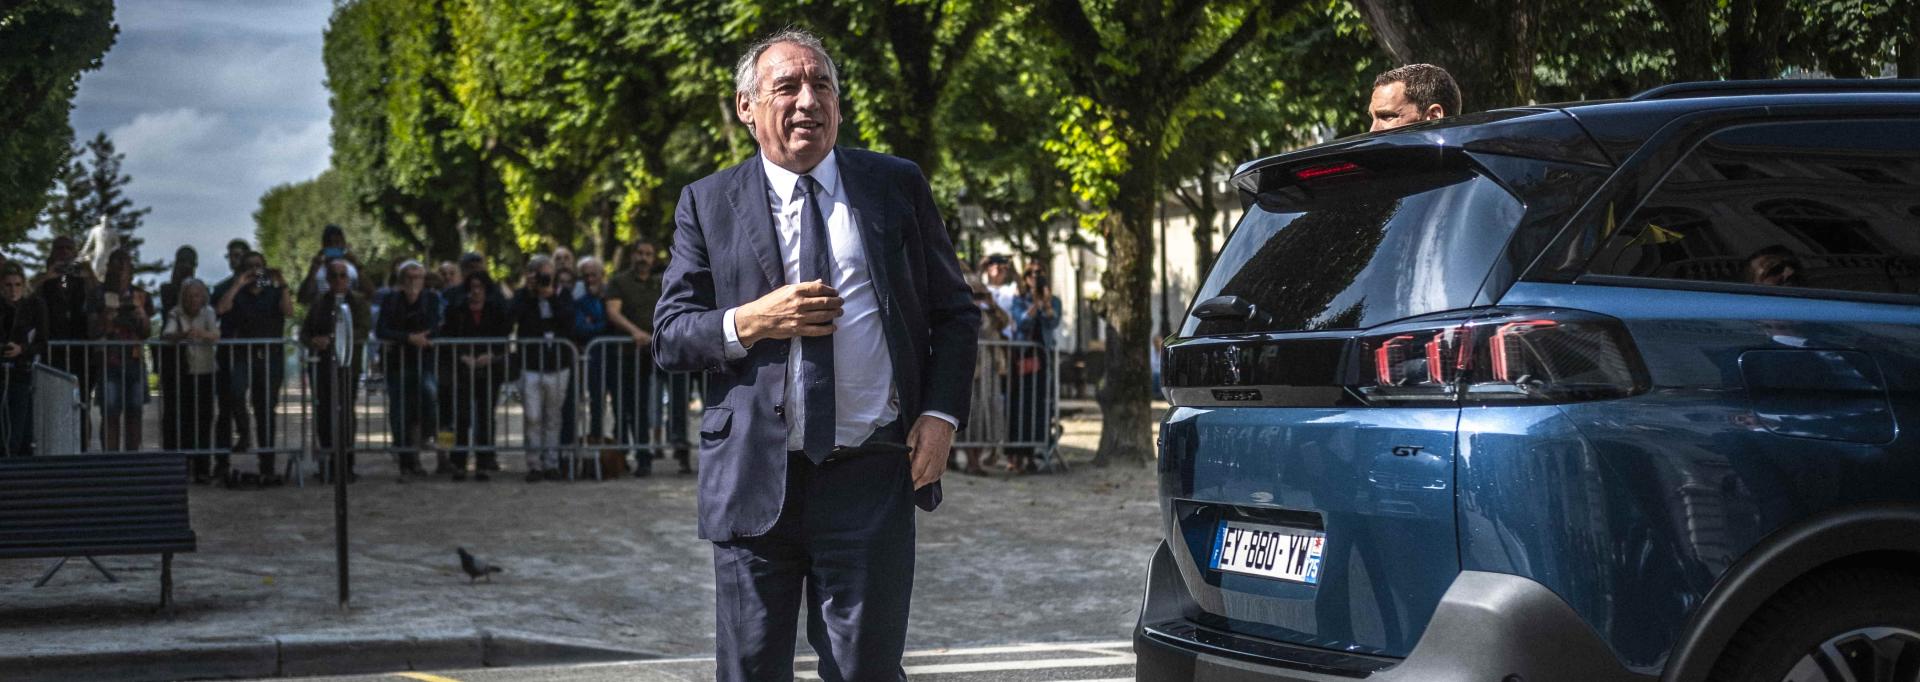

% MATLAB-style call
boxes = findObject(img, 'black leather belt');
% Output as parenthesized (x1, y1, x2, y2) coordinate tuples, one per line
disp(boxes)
(796, 419, 908, 465)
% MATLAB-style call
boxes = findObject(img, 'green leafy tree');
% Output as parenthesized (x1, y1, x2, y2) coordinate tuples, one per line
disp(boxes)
(326, 0, 504, 262)
(1029, 0, 1295, 466)
(445, 0, 739, 261)
(7, 147, 89, 268)
(935, 13, 1077, 264)
(254, 168, 397, 297)
(0, 0, 116, 245)
(1361, 0, 1919, 110)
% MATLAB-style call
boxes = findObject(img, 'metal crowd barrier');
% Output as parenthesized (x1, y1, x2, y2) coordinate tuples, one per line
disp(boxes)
(34, 335, 1062, 479)
(956, 340, 1064, 472)
(48, 338, 313, 481)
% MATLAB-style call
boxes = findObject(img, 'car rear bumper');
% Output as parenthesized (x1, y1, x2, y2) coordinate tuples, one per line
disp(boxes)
(1134, 541, 1656, 682)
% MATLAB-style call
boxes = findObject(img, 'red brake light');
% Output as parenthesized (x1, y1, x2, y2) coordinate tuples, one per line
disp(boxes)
(1355, 309, 1646, 406)
(1293, 161, 1362, 181)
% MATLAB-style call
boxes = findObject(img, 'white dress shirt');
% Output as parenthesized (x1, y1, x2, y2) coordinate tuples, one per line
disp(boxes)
(722, 151, 956, 450)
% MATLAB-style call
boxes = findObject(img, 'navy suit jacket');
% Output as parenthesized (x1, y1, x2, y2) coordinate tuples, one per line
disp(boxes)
(654, 148, 980, 542)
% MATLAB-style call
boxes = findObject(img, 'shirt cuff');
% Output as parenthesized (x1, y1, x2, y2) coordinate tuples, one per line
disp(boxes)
(921, 410, 959, 430)
(721, 307, 748, 360)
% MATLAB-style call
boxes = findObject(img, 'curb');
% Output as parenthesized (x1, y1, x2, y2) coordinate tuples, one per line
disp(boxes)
(1, 628, 659, 681)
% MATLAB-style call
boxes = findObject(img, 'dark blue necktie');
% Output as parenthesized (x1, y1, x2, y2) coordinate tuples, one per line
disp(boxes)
(796, 175, 836, 462)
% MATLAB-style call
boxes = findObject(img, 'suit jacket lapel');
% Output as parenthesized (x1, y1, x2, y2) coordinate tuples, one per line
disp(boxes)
(727, 160, 783, 290)
(840, 151, 895, 300)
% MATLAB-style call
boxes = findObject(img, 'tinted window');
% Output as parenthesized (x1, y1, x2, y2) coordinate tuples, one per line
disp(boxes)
(1586, 120, 1920, 295)
(1184, 168, 1524, 335)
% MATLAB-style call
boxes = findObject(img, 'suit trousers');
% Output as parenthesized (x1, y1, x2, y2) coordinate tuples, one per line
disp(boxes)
(712, 429, 915, 682)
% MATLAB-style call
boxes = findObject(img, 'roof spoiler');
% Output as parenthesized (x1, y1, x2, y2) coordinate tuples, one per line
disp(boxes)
(1632, 79, 1920, 101)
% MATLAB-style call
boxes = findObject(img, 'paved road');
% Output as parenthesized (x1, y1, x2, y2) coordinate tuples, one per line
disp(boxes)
(261, 641, 1136, 682)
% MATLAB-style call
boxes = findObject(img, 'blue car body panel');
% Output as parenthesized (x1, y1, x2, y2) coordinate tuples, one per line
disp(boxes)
(1159, 406, 1460, 657)
(1469, 281, 1920, 673)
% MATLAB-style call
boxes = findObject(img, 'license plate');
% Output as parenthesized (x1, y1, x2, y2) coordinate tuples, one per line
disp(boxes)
(1209, 520, 1325, 584)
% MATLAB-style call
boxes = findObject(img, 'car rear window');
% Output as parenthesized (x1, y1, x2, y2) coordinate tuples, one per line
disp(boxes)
(1185, 166, 1525, 336)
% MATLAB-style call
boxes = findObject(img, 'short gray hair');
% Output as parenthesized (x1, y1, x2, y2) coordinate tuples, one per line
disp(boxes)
(733, 29, 840, 100)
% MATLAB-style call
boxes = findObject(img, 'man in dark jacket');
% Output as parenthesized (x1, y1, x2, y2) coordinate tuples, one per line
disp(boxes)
(437, 271, 514, 480)
(32, 237, 96, 450)
(303, 259, 371, 481)
(1, 265, 47, 456)
(375, 260, 442, 477)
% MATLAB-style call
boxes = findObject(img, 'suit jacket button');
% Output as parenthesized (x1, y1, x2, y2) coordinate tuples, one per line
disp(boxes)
(775, 404, 785, 417)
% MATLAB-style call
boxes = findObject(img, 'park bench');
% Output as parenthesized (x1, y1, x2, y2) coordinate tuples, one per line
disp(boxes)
(0, 454, 196, 611)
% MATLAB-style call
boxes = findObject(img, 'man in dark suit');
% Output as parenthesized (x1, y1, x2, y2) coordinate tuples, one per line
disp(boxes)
(654, 29, 979, 682)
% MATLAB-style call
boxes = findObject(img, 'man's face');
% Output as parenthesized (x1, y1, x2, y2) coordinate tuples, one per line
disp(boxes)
(327, 264, 351, 294)
(403, 268, 426, 294)
(1, 275, 24, 302)
(737, 41, 840, 173)
(632, 244, 657, 272)
(1369, 81, 1442, 132)
(229, 246, 249, 271)
(243, 256, 266, 283)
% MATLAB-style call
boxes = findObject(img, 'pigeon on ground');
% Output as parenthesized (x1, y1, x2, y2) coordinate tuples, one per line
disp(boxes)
(457, 547, 503, 583)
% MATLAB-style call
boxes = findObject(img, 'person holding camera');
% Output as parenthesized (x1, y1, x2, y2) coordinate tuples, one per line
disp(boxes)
(303, 259, 371, 482)
(1005, 268, 1061, 474)
(1, 265, 46, 456)
(296, 224, 374, 303)
(89, 248, 153, 452)
(214, 250, 293, 484)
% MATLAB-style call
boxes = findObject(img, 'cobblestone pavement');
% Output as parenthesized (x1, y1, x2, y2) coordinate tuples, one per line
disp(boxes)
(0, 414, 1161, 674)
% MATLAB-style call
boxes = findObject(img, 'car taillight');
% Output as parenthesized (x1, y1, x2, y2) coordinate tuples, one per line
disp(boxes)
(1354, 308, 1647, 406)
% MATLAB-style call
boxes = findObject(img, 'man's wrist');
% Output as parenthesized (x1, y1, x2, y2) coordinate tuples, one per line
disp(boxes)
(920, 411, 959, 431)
(722, 308, 749, 360)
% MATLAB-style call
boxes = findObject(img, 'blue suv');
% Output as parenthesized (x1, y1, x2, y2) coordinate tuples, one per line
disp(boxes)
(1138, 80, 1920, 682)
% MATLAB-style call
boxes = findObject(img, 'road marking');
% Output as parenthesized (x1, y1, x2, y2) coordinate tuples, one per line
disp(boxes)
(797, 653, 1136, 679)
(393, 674, 464, 682)
(602, 640, 1135, 668)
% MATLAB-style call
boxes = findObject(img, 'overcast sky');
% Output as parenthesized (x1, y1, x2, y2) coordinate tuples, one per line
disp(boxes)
(67, 1, 333, 277)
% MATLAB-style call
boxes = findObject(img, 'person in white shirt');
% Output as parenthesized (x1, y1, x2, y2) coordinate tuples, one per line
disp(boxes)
(160, 279, 220, 482)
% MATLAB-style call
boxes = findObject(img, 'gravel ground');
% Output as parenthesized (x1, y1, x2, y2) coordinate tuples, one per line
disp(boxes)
(0, 414, 1161, 661)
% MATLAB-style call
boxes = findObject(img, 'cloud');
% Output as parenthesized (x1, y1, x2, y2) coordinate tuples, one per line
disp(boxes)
(103, 107, 328, 268)
(61, 4, 335, 278)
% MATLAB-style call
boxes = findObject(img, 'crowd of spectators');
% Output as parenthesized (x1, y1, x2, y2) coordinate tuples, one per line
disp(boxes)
(0, 228, 689, 487)
(0, 229, 1066, 484)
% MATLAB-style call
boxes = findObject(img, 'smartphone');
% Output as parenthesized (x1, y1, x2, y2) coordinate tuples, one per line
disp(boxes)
(322, 247, 345, 260)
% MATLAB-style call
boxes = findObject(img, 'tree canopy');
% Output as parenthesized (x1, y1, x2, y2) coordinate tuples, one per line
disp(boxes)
(0, 0, 116, 246)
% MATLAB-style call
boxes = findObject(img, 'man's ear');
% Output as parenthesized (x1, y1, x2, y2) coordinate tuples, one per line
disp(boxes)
(1423, 103, 1447, 121)
(735, 91, 755, 130)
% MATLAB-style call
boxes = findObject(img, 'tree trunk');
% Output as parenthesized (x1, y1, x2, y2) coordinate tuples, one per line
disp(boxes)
(1093, 169, 1157, 467)
(1191, 170, 1219, 276)
(1900, 0, 1919, 78)
(1352, 0, 1535, 109)
(1648, 0, 1716, 81)
(1725, 0, 1788, 79)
